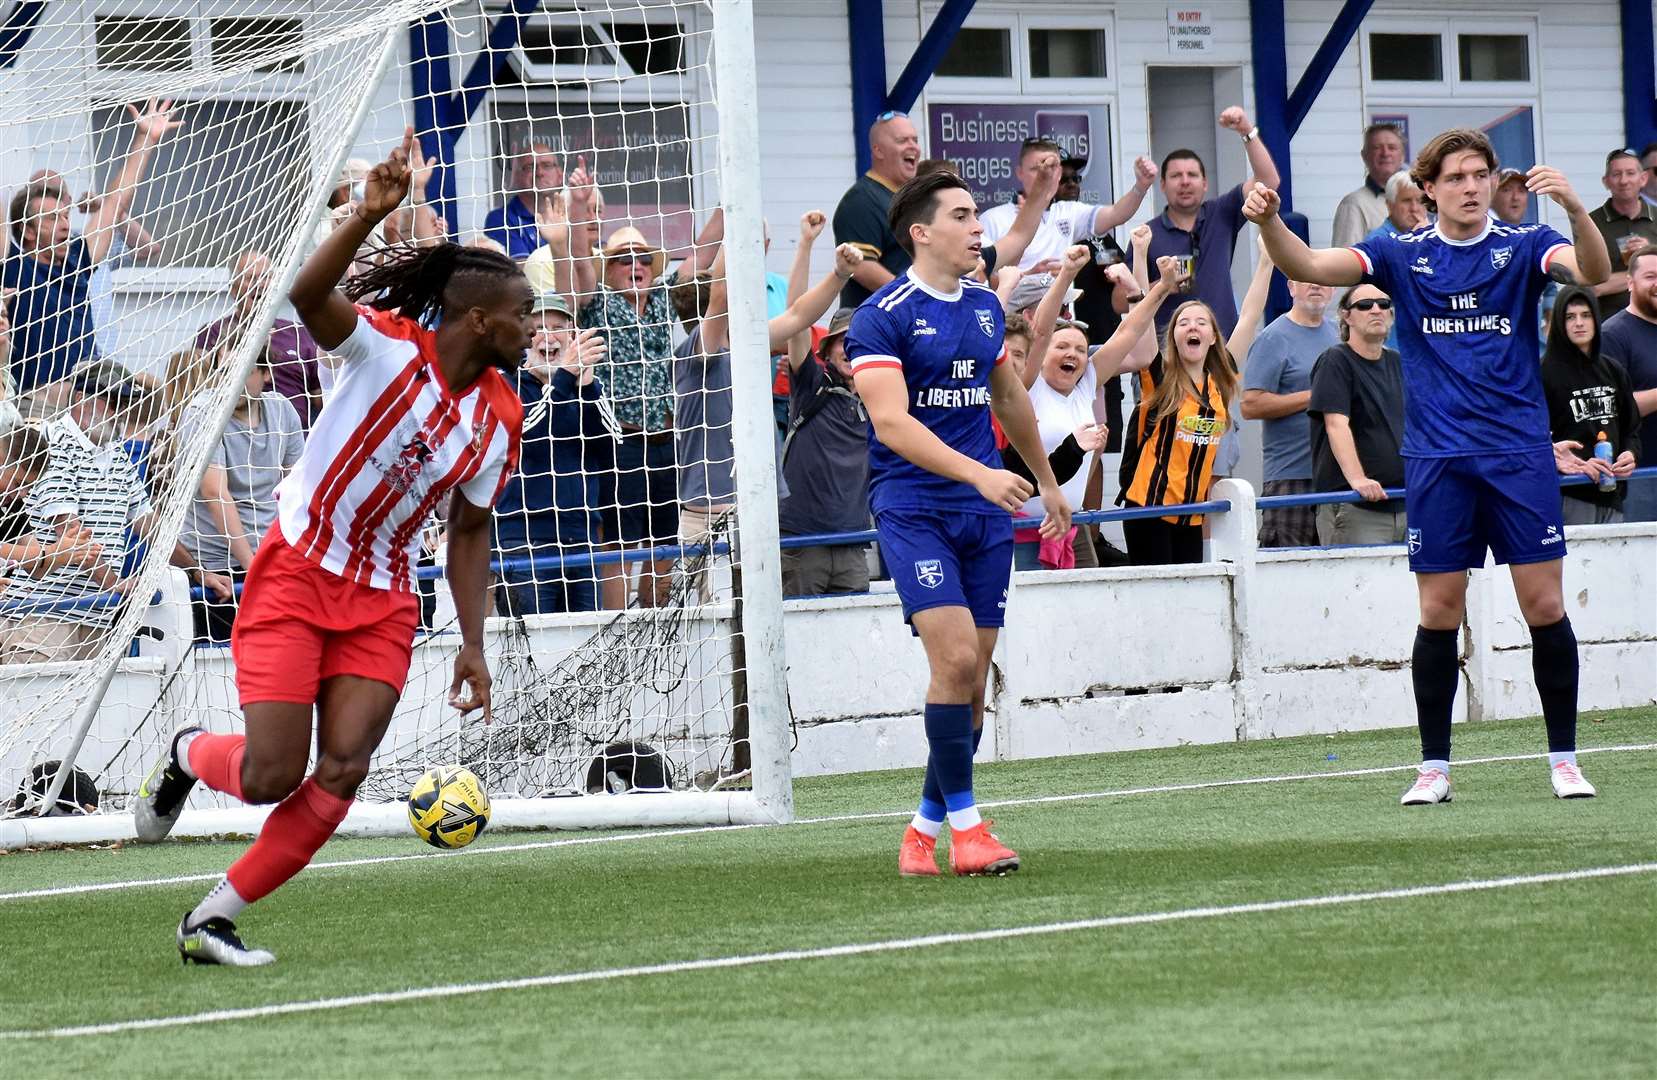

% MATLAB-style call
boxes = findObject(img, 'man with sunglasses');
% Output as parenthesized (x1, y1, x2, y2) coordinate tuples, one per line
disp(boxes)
(833, 111, 922, 307)
(1308, 286, 1407, 546)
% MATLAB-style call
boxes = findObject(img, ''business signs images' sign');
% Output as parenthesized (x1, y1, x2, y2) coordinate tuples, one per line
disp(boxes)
(927, 102, 1114, 210)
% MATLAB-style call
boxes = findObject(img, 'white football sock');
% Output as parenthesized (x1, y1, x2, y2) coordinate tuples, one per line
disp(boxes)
(187, 877, 248, 928)
(1421, 759, 1450, 776)
(174, 729, 202, 779)
(946, 805, 982, 831)
(1548, 751, 1578, 768)
(909, 814, 942, 839)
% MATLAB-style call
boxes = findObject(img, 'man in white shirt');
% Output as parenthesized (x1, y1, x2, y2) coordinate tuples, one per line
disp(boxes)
(1331, 123, 1407, 247)
(980, 137, 1156, 271)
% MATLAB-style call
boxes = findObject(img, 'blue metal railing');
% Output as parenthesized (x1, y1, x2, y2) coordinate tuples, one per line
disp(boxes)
(4, 468, 1653, 617)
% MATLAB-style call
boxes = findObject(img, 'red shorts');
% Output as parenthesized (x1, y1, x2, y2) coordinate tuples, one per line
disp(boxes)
(230, 530, 421, 706)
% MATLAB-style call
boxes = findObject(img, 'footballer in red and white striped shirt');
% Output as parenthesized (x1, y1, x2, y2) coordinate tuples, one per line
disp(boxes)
(135, 130, 543, 967)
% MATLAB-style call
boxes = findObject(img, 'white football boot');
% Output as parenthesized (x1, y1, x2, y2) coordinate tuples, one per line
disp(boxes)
(1400, 767, 1452, 806)
(1550, 761, 1597, 799)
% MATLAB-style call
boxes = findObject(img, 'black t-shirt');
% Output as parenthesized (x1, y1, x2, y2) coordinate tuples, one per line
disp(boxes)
(1072, 235, 1128, 451)
(1541, 347, 1642, 507)
(778, 356, 870, 536)
(1307, 343, 1407, 513)
(0, 496, 29, 544)
(1071, 235, 1127, 343)
(832, 173, 910, 308)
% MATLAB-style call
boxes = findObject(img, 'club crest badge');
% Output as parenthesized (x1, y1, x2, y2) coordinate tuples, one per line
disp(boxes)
(1407, 527, 1422, 556)
(1491, 246, 1512, 270)
(976, 309, 995, 337)
(915, 559, 945, 589)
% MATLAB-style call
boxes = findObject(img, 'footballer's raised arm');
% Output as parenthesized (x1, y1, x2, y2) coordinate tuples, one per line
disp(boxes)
(1243, 183, 1364, 288)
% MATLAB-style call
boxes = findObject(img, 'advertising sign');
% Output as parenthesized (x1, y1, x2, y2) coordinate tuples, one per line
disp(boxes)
(928, 102, 1115, 210)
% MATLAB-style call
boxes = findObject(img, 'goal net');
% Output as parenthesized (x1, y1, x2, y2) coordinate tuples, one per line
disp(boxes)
(0, 0, 791, 846)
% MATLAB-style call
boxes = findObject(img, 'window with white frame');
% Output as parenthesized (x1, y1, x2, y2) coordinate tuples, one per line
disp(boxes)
(1362, 17, 1537, 99)
(923, 7, 1118, 210)
(928, 8, 1116, 96)
(1361, 15, 1541, 216)
(84, 7, 312, 268)
(489, 3, 707, 249)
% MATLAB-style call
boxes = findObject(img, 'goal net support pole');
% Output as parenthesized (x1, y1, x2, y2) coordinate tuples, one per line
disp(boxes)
(0, 0, 796, 846)
(29, 30, 404, 825)
(710, 0, 793, 827)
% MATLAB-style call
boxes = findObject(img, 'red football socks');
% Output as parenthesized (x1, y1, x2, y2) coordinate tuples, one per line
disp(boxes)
(226, 777, 353, 903)
(186, 733, 247, 802)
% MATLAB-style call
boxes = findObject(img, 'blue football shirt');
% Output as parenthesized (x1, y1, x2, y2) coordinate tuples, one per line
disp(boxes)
(1350, 218, 1570, 457)
(845, 270, 1007, 517)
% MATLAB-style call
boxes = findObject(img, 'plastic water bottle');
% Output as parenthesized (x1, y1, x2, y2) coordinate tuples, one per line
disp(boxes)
(1594, 431, 1616, 492)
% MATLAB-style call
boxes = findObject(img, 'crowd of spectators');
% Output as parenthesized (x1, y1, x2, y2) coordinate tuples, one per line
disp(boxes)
(0, 98, 1652, 662)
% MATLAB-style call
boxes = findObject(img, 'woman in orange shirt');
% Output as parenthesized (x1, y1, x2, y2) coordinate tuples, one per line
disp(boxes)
(1118, 299, 1241, 564)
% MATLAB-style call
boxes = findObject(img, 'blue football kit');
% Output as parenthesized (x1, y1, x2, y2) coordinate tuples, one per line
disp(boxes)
(1350, 218, 1572, 571)
(845, 270, 1013, 626)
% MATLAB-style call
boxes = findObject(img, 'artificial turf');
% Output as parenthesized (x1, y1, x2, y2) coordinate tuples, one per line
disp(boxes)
(1, 707, 1653, 1077)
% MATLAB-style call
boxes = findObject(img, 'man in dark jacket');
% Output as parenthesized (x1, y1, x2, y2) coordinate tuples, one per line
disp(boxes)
(493, 293, 616, 614)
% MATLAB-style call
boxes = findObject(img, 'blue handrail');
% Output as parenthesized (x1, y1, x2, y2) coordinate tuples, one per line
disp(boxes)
(7, 468, 1654, 614)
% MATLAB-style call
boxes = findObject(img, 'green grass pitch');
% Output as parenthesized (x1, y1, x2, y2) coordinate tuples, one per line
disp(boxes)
(1, 707, 1654, 1077)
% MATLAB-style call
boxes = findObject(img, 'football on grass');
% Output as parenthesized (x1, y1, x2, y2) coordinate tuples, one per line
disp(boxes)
(407, 766, 491, 849)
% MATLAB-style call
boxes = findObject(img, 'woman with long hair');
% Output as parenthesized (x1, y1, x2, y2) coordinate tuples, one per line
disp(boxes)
(1540, 286, 1641, 524)
(1117, 299, 1240, 564)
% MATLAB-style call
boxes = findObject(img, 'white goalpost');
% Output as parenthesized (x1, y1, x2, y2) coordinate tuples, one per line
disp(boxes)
(0, 0, 792, 847)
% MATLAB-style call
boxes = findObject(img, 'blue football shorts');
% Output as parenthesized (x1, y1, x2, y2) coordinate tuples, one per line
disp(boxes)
(874, 508, 1014, 628)
(1404, 447, 1566, 573)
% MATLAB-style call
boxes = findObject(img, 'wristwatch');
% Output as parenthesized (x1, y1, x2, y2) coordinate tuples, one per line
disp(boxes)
(1241, 126, 1260, 144)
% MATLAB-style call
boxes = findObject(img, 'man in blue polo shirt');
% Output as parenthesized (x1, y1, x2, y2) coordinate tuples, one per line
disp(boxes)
(4, 101, 181, 409)
(484, 141, 565, 260)
(1139, 105, 1281, 337)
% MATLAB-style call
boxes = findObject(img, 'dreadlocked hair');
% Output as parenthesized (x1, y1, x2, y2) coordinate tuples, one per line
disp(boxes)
(342, 242, 523, 325)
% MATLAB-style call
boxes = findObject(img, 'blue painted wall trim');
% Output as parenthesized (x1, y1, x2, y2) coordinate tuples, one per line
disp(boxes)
(1285, 0, 1374, 134)
(1621, 0, 1657, 152)
(1250, 0, 1291, 209)
(848, 0, 976, 173)
(409, 14, 460, 235)
(406, 0, 537, 237)
(0, 2, 47, 70)
(886, 0, 977, 112)
(1249, 0, 1370, 319)
(848, 0, 888, 174)
(457, 0, 540, 123)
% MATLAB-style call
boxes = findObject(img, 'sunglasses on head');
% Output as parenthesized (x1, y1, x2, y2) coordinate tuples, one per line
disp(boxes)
(1347, 297, 1392, 311)
(875, 110, 908, 123)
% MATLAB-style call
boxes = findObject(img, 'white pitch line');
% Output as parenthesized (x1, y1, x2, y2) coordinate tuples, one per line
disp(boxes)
(4, 860, 1653, 1042)
(5, 741, 1654, 905)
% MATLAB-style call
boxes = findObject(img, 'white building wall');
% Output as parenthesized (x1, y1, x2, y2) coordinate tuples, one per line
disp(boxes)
(752, 3, 857, 271)
(1284, 0, 1626, 247)
(0, 2, 1629, 355)
(761, 0, 1629, 284)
